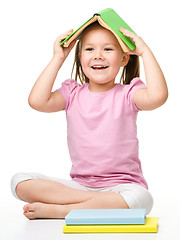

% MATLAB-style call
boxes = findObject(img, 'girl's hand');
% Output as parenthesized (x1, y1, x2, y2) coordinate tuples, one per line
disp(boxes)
(119, 27, 149, 57)
(53, 29, 76, 60)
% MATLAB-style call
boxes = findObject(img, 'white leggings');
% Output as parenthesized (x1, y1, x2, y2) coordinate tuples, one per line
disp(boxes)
(11, 172, 153, 215)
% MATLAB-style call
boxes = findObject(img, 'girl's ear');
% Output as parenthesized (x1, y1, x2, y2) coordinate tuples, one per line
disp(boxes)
(121, 54, 130, 67)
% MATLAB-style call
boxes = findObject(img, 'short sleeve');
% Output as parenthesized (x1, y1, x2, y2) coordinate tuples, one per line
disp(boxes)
(126, 77, 146, 111)
(56, 79, 79, 111)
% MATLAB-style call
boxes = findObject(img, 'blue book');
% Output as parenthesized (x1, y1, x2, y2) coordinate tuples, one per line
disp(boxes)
(65, 209, 146, 225)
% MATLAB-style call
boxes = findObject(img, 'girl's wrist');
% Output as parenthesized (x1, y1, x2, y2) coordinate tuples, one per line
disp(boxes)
(52, 54, 65, 66)
(140, 45, 151, 58)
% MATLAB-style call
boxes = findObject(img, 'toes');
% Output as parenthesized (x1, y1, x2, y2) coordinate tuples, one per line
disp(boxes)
(23, 203, 36, 220)
(23, 203, 34, 213)
(23, 204, 30, 212)
(23, 211, 35, 220)
(23, 203, 41, 220)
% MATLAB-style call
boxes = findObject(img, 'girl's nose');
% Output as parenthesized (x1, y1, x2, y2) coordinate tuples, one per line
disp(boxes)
(94, 50, 104, 60)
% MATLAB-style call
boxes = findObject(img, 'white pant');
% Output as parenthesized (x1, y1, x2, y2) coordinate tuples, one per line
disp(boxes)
(11, 172, 153, 215)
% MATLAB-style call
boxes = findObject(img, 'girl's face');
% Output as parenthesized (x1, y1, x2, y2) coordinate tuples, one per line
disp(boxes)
(80, 26, 129, 91)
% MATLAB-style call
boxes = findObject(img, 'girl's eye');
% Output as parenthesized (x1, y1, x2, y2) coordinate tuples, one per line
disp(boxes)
(104, 48, 113, 51)
(86, 48, 94, 51)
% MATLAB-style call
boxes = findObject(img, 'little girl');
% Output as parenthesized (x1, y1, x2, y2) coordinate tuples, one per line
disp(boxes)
(11, 21, 168, 220)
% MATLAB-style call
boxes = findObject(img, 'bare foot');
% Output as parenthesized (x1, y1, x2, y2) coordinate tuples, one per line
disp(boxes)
(23, 202, 67, 220)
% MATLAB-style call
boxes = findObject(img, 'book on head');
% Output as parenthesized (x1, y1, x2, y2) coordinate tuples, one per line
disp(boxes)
(60, 8, 136, 52)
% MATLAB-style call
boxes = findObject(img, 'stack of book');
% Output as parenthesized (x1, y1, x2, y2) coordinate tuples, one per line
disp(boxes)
(63, 209, 159, 233)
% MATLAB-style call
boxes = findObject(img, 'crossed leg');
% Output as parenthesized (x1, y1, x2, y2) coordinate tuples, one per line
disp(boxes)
(16, 179, 129, 220)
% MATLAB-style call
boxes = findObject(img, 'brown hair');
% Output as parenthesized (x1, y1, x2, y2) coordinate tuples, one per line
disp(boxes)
(120, 55, 140, 84)
(71, 22, 140, 85)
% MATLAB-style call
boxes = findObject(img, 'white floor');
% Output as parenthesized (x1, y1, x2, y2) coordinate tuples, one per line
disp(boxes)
(1, 195, 180, 240)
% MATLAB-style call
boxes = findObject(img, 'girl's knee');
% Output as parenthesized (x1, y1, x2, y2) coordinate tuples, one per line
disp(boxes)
(11, 172, 34, 200)
(15, 180, 28, 198)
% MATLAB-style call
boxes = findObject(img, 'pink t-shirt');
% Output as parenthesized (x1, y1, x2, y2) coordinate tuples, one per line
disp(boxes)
(57, 78, 148, 189)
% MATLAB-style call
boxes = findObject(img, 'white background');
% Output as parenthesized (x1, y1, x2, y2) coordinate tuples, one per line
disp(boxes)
(0, 0, 180, 239)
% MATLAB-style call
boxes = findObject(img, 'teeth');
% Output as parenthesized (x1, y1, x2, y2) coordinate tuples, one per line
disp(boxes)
(92, 66, 108, 69)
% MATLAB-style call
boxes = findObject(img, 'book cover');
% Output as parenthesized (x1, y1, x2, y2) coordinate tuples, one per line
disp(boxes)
(60, 8, 136, 52)
(63, 217, 159, 233)
(65, 209, 146, 225)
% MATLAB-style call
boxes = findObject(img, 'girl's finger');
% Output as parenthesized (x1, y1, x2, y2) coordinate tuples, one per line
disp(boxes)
(56, 29, 74, 42)
(119, 27, 136, 39)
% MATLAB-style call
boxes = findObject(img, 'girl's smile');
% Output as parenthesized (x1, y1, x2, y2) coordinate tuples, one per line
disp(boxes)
(91, 65, 109, 70)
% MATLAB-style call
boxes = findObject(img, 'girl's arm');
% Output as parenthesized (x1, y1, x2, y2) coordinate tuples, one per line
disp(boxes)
(120, 27, 168, 111)
(28, 30, 76, 113)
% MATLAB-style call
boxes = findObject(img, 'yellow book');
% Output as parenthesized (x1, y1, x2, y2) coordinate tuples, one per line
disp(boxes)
(63, 217, 159, 233)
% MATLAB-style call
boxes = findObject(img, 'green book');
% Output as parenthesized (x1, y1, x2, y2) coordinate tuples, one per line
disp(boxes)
(60, 8, 136, 52)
